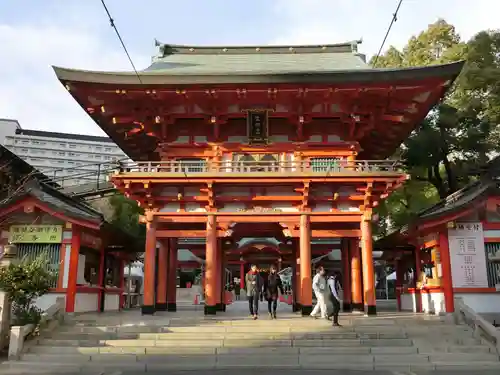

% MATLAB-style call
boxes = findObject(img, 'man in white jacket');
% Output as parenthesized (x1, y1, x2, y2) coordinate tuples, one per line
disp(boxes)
(310, 266, 328, 319)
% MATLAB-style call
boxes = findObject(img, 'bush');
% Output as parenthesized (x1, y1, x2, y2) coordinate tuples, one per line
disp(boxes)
(0, 253, 57, 326)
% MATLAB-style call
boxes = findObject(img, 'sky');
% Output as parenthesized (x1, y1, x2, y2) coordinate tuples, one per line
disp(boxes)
(0, 0, 499, 137)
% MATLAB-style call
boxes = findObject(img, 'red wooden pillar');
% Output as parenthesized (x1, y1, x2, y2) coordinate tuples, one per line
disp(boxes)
(439, 231, 455, 312)
(142, 218, 157, 314)
(167, 238, 178, 312)
(414, 248, 423, 313)
(341, 239, 352, 312)
(361, 219, 376, 315)
(293, 241, 301, 312)
(205, 215, 217, 315)
(219, 240, 226, 311)
(299, 214, 312, 316)
(65, 226, 81, 313)
(156, 242, 168, 311)
(350, 238, 363, 312)
(240, 261, 245, 290)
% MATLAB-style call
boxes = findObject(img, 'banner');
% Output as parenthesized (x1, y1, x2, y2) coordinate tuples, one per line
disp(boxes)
(9, 225, 63, 244)
(247, 110, 268, 144)
(448, 222, 488, 288)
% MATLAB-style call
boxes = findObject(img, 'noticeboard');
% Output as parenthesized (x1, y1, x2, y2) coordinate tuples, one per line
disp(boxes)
(9, 225, 63, 244)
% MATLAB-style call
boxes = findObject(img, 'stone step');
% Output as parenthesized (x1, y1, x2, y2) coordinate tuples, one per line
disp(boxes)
(34, 337, 416, 348)
(8, 356, 500, 372)
(28, 343, 493, 356)
(48, 331, 410, 340)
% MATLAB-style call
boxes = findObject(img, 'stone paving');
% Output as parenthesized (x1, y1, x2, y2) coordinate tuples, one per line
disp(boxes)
(1, 301, 500, 373)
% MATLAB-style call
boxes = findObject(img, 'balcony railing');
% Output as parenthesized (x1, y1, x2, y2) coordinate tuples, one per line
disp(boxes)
(116, 160, 403, 174)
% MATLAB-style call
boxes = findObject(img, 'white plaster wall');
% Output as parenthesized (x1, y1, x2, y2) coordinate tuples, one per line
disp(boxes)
(62, 244, 71, 288)
(159, 203, 181, 212)
(327, 135, 343, 142)
(194, 136, 207, 143)
(104, 294, 120, 311)
(269, 135, 289, 143)
(400, 294, 416, 311)
(306, 135, 322, 142)
(184, 187, 201, 196)
(185, 203, 206, 212)
(337, 203, 360, 212)
(270, 203, 298, 212)
(219, 203, 246, 212)
(400, 292, 445, 315)
(266, 186, 299, 196)
(159, 187, 178, 196)
(35, 293, 65, 312)
(74, 293, 99, 313)
(485, 230, 500, 238)
(421, 292, 445, 315)
(219, 187, 250, 196)
(312, 203, 332, 212)
(455, 293, 500, 313)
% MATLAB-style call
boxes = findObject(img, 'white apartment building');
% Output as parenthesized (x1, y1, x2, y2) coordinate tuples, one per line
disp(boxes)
(0, 118, 128, 187)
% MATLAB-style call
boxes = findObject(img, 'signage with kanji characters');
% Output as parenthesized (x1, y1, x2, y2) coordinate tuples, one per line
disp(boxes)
(8, 225, 63, 244)
(448, 222, 488, 288)
(247, 110, 269, 144)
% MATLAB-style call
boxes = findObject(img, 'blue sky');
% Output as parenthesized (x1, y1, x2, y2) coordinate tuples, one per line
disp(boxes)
(1, 0, 498, 136)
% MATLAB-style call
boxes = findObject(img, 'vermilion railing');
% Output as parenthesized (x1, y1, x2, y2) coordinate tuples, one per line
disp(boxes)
(116, 160, 403, 174)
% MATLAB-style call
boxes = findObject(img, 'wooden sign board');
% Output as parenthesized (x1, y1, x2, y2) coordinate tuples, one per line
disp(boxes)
(9, 225, 63, 244)
(247, 110, 269, 144)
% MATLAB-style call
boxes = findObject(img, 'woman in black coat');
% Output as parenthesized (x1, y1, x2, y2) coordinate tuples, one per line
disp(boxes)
(264, 265, 284, 319)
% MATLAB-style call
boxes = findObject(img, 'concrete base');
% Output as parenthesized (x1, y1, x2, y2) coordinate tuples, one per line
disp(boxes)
(343, 302, 352, 312)
(216, 303, 225, 312)
(155, 303, 167, 311)
(141, 304, 155, 315)
(352, 302, 364, 312)
(204, 304, 217, 315)
(167, 303, 177, 312)
(301, 305, 313, 316)
(292, 303, 301, 312)
(366, 305, 377, 316)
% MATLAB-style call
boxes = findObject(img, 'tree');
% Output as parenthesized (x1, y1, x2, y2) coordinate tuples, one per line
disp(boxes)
(0, 253, 57, 325)
(108, 194, 145, 240)
(372, 20, 499, 232)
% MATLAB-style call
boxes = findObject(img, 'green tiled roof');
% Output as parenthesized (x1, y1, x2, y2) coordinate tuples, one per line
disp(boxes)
(144, 41, 369, 75)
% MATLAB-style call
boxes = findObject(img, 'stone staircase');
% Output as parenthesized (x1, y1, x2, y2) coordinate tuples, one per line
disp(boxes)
(2, 308, 500, 373)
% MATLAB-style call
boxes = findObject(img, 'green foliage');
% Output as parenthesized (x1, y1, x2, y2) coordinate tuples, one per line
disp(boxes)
(108, 194, 145, 240)
(0, 253, 57, 325)
(371, 19, 500, 233)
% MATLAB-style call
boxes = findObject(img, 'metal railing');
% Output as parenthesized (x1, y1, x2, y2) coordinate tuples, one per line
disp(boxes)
(117, 160, 403, 174)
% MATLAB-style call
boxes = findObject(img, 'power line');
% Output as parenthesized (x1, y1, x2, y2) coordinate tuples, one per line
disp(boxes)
(99, 0, 143, 84)
(372, 0, 404, 67)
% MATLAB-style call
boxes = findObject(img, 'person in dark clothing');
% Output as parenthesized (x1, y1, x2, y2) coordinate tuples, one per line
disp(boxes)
(264, 265, 284, 319)
(245, 264, 264, 319)
(234, 282, 241, 301)
(327, 271, 342, 327)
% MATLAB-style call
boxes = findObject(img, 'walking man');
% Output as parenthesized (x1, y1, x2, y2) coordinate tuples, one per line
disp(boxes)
(245, 264, 263, 320)
(328, 271, 342, 327)
(310, 266, 328, 319)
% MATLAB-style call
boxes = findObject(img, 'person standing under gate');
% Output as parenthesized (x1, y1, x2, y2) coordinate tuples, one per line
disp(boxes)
(245, 264, 263, 320)
(310, 266, 328, 319)
(327, 271, 342, 327)
(264, 265, 284, 319)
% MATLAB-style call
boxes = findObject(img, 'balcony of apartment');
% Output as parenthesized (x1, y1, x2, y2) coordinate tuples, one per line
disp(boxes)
(113, 159, 405, 179)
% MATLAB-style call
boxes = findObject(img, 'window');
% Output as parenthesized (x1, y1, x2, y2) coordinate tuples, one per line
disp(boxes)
(32, 140, 40, 145)
(59, 143, 66, 147)
(21, 148, 28, 153)
(178, 158, 207, 173)
(104, 156, 111, 160)
(96, 146, 102, 151)
(69, 144, 76, 149)
(58, 152, 65, 156)
(104, 147, 111, 152)
(95, 155, 101, 160)
(21, 140, 29, 144)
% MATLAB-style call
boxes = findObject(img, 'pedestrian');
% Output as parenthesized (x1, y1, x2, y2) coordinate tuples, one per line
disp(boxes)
(327, 271, 342, 327)
(264, 265, 284, 319)
(245, 264, 263, 320)
(310, 266, 328, 319)
(234, 281, 241, 300)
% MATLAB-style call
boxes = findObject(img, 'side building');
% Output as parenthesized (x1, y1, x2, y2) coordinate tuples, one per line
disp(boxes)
(0, 118, 128, 186)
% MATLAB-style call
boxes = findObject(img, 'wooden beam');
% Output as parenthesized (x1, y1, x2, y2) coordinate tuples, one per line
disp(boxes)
(288, 229, 361, 238)
(156, 230, 227, 238)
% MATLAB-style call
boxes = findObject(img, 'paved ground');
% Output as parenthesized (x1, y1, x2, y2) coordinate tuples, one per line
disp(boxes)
(55, 370, 500, 375)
